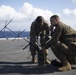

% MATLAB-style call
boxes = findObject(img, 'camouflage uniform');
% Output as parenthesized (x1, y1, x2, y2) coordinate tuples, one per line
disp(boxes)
(30, 20, 50, 58)
(45, 22, 76, 64)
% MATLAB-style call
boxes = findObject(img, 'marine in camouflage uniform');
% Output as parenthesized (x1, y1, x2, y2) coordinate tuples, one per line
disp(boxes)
(43, 15, 76, 71)
(30, 16, 50, 64)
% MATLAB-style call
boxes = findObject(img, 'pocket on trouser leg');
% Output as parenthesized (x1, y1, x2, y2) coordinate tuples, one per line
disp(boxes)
(31, 50, 36, 55)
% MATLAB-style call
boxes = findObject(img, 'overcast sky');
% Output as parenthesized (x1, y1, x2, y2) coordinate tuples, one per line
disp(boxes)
(0, 0, 76, 31)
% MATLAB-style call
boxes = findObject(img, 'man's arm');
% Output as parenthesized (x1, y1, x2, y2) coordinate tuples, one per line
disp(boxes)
(44, 25, 62, 49)
(40, 24, 50, 48)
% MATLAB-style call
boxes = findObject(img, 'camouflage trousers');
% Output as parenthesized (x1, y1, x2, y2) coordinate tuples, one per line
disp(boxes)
(51, 42, 76, 64)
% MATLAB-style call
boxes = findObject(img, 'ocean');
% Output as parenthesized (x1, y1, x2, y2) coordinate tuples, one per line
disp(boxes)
(0, 31, 30, 38)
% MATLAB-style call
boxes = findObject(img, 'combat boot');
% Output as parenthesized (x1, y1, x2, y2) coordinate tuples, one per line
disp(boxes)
(58, 62, 71, 71)
(31, 55, 36, 63)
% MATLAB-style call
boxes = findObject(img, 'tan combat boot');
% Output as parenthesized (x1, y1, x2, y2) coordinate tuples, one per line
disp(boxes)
(58, 62, 71, 71)
(31, 55, 36, 63)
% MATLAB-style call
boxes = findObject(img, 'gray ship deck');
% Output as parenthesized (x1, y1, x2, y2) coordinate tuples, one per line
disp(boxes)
(0, 39, 76, 75)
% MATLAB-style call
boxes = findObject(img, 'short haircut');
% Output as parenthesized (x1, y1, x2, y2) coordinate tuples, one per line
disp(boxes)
(50, 15, 59, 19)
(36, 16, 44, 23)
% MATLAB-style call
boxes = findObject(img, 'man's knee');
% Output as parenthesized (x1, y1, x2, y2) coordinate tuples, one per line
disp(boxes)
(51, 43, 68, 53)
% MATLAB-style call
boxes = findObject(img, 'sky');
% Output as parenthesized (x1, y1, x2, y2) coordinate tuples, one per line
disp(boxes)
(0, 0, 76, 31)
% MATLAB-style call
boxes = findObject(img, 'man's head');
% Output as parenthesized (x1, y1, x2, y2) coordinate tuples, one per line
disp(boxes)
(36, 16, 44, 25)
(50, 15, 60, 26)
